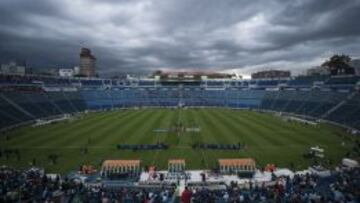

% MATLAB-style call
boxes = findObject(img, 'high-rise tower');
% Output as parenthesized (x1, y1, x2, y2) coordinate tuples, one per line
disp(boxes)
(79, 48, 96, 77)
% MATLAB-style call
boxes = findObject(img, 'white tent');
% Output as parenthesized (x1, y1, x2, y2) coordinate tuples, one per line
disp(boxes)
(342, 158, 359, 168)
(273, 168, 294, 179)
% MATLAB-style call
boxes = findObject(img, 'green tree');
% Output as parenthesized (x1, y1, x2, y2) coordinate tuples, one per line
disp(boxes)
(321, 54, 354, 75)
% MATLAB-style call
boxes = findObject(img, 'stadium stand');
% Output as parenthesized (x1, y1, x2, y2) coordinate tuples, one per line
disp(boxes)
(326, 76, 360, 85)
(256, 80, 280, 87)
(0, 165, 359, 202)
(0, 74, 360, 131)
(326, 92, 360, 129)
(1, 73, 360, 202)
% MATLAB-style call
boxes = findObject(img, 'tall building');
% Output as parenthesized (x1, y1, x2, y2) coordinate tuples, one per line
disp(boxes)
(79, 48, 96, 77)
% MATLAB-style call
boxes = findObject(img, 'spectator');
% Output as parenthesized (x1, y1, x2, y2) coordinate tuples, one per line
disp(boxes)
(181, 187, 192, 203)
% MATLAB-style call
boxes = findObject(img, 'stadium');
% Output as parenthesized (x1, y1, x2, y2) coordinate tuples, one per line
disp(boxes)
(1, 0, 360, 202)
(1, 73, 360, 171)
(0, 70, 360, 202)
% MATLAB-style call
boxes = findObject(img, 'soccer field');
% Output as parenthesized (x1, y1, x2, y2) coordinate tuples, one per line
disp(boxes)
(0, 108, 353, 173)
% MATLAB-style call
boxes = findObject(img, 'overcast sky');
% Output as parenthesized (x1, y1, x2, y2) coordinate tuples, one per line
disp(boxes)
(0, 0, 360, 77)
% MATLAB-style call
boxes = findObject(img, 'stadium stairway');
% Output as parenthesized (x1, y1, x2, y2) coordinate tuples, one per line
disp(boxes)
(43, 92, 65, 115)
(321, 91, 359, 120)
(0, 93, 36, 120)
(325, 92, 360, 129)
(61, 91, 80, 112)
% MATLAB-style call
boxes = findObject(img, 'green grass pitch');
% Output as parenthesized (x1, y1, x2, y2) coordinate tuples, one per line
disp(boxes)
(0, 108, 354, 174)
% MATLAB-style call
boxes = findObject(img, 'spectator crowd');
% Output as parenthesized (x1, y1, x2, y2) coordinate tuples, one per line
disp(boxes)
(0, 165, 359, 202)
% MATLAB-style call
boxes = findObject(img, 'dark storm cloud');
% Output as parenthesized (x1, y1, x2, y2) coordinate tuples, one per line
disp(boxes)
(265, 0, 360, 50)
(0, 0, 360, 76)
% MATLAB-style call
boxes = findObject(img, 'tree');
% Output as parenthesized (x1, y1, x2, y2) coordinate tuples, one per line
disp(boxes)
(153, 70, 162, 76)
(321, 54, 354, 75)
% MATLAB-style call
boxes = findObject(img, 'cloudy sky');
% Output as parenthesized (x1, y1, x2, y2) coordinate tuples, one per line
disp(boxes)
(0, 0, 360, 77)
